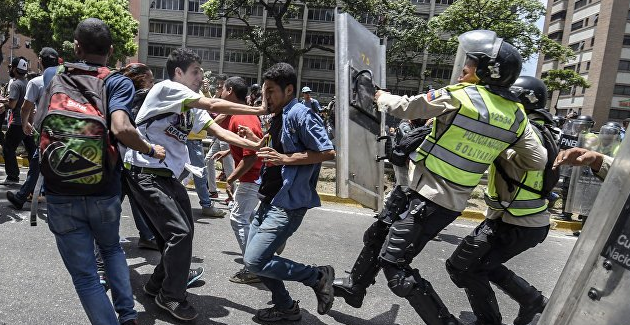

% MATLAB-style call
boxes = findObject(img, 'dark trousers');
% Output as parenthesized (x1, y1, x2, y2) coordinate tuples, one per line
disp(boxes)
(446, 219, 549, 324)
(124, 171, 194, 302)
(3, 124, 36, 179)
(15, 149, 40, 202)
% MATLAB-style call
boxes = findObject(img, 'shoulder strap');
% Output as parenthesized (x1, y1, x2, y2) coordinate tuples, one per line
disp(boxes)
(493, 160, 543, 196)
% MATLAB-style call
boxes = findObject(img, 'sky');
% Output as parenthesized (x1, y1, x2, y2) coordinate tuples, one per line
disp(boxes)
(520, 0, 547, 76)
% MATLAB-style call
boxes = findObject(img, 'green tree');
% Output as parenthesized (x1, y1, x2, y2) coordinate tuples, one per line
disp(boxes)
(18, 0, 138, 65)
(202, 0, 426, 70)
(0, 0, 24, 66)
(542, 68, 591, 112)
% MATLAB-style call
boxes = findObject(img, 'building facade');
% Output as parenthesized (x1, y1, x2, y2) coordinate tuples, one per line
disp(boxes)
(538, 0, 630, 125)
(0, 28, 40, 86)
(132, 0, 454, 106)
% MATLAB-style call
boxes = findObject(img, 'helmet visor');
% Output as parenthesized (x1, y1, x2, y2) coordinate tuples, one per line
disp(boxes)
(451, 30, 503, 84)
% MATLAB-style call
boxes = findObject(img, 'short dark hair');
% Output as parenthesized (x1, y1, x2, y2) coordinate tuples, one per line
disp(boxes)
(262, 63, 297, 95)
(216, 73, 228, 82)
(74, 18, 112, 56)
(224, 76, 248, 102)
(166, 48, 201, 80)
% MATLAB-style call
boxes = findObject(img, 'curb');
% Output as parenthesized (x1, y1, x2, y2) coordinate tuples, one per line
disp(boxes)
(220, 182, 582, 232)
(0, 156, 29, 167)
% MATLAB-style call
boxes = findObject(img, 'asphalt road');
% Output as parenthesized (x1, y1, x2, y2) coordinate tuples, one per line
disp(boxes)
(0, 169, 577, 325)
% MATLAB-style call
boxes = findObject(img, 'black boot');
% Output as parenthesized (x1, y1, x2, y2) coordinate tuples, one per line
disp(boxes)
(406, 278, 462, 325)
(333, 220, 389, 308)
(492, 272, 547, 325)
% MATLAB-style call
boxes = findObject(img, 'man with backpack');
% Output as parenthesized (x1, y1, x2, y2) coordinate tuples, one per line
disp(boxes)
(34, 18, 166, 325)
(445, 76, 556, 325)
(332, 30, 546, 325)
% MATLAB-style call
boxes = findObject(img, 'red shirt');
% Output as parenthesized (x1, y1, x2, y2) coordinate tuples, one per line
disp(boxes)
(226, 115, 263, 183)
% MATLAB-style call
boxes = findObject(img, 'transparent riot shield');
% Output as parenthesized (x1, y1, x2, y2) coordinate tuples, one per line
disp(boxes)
(565, 133, 603, 216)
(539, 137, 630, 325)
(334, 10, 387, 210)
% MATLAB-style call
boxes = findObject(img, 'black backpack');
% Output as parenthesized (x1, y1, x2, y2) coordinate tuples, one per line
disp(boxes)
(494, 120, 561, 199)
(389, 125, 432, 167)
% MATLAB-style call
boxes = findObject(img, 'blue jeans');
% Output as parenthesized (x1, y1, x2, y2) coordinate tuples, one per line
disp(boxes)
(244, 202, 319, 309)
(186, 140, 212, 208)
(46, 195, 137, 325)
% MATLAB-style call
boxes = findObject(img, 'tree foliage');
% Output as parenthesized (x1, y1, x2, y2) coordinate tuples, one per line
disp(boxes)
(0, 0, 24, 66)
(202, 0, 427, 68)
(542, 69, 590, 93)
(18, 0, 138, 65)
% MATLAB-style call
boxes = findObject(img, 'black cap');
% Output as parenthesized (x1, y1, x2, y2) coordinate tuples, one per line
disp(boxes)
(39, 47, 59, 59)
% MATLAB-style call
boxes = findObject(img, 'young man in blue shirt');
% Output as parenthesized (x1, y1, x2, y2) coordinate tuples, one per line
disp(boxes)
(300, 86, 321, 114)
(241, 63, 336, 322)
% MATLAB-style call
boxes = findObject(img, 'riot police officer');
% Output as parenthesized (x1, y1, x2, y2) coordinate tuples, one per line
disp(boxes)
(598, 122, 622, 156)
(554, 115, 595, 221)
(332, 30, 547, 325)
(445, 76, 552, 325)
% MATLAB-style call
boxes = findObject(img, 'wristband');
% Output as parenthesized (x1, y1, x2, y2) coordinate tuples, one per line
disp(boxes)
(147, 146, 156, 157)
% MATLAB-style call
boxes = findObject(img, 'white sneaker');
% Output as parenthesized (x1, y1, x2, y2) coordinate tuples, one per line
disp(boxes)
(201, 206, 226, 218)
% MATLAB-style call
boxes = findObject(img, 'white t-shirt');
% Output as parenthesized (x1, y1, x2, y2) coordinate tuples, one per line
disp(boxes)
(124, 80, 213, 177)
(25, 76, 44, 109)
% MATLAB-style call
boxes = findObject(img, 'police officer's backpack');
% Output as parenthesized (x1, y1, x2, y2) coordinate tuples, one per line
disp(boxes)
(494, 120, 561, 199)
(389, 125, 432, 167)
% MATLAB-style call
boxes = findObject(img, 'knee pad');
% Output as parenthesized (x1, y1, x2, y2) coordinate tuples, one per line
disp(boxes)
(381, 261, 416, 297)
(448, 234, 492, 272)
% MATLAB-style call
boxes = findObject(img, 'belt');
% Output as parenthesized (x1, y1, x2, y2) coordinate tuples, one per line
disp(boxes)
(124, 163, 173, 178)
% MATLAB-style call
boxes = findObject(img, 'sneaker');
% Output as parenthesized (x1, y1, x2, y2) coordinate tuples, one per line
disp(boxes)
(255, 300, 302, 322)
(2, 177, 19, 185)
(201, 206, 226, 218)
(155, 293, 198, 321)
(6, 191, 25, 210)
(229, 268, 261, 284)
(312, 265, 335, 315)
(552, 212, 573, 221)
(513, 295, 548, 325)
(209, 191, 219, 199)
(138, 238, 159, 250)
(187, 267, 204, 287)
(98, 270, 109, 292)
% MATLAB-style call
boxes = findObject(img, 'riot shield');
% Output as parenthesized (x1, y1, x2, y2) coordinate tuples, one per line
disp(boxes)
(566, 133, 621, 216)
(334, 11, 387, 210)
(539, 137, 630, 325)
(558, 119, 594, 177)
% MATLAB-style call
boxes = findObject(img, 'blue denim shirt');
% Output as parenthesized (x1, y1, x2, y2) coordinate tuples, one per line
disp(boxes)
(271, 98, 334, 210)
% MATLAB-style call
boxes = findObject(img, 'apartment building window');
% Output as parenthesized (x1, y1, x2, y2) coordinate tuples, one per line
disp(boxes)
(285, 6, 304, 20)
(305, 32, 334, 46)
(559, 86, 573, 96)
(227, 26, 248, 39)
(188, 23, 222, 38)
(627, 10, 630, 20)
(302, 79, 335, 94)
(436, 0, 456, 4)
(149, 21, 183, 35)
(624, 35, 630, 46)
(619, 60, 630, 71)
(148, 43, 179, 57)
(569, 43, 581, 51)
(609, 109, 630, 120)
(150, 66, 168, 80)
(225, 50, 259, 64)
(586, 61, 591, 71)
(189, 47, 221, 61)
(250, 5, 265, 16)
(308, 8, 334, 22)
(614, 84, 630, 96)
(574, 0, 587, 10)
(356, 13, 380, 25)
(304, 56, 335, 70)
(188, 0, 208, 12)
(570, 20, 584, 31)
(428, 66, 453, 79)
(564, 65, 576, 72)
(549, 31, 563, 41)
(154, 0, 185, 10)
(550, 11, 566, 22)
(590, 37, 595, 47)
(411, 0, 432, 3)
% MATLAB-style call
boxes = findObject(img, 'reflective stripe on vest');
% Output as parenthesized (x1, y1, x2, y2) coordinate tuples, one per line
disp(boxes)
(411, 84, 527, 187)
(485, 123, 548, 217)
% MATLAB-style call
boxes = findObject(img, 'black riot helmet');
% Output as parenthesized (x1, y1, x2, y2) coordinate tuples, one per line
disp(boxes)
(458, 30, 523, 87)
(510, 76, 548, 111)
(575, 115, 595, 126)
(553, 115, 566, 128)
